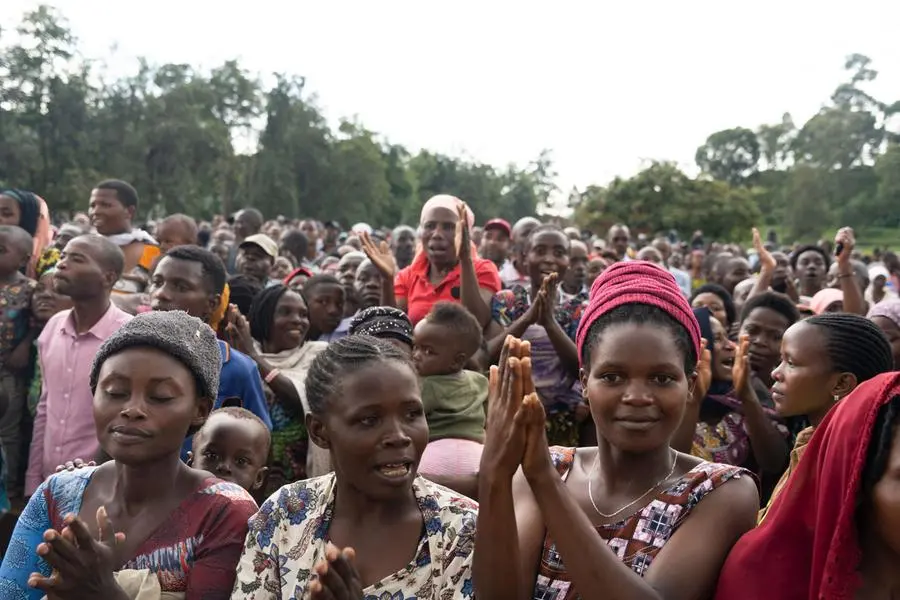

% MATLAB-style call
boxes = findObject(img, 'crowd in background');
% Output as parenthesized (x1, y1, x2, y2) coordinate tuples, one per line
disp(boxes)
(0, 180, 897, 598)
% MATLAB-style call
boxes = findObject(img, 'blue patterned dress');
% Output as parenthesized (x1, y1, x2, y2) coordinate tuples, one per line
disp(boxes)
(0, 467, 258, 600)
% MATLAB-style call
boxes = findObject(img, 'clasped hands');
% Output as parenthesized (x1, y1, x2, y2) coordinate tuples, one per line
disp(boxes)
(481, 336, 555, 484)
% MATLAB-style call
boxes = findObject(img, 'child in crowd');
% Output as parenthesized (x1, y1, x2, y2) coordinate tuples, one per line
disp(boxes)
(413, 302, 487, 478)
(0, 225, 36, 504)
(189, 405, 271, 496)
(304, 274, 351, 342)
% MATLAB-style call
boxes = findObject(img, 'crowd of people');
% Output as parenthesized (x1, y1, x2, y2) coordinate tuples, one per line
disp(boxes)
(0, 180, 897, 598)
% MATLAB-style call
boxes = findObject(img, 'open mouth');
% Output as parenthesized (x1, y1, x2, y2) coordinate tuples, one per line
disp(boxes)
(376, 462, 412, 479)
(720, 356, 735, 368)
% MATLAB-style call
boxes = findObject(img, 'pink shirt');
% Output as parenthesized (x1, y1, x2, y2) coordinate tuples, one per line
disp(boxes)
(25, 303, 132, 494)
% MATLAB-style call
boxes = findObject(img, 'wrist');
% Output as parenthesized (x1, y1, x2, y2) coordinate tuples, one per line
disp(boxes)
(524, 462, 560, 490)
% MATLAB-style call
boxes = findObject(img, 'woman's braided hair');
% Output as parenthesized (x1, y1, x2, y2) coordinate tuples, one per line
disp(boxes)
(861, 395, 900, 501)
(305, 335, 414, 415)
(805, 313, 895, 381)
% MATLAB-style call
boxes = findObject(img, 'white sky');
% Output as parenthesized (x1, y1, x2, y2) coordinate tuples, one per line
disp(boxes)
(3, 0, 900, 205)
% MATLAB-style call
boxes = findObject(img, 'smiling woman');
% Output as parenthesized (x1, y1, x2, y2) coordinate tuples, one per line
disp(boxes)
(0, 311, 258, 600)
(231, 335, 478, 600)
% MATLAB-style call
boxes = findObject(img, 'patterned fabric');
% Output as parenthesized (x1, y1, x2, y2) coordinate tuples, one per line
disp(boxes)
(492, 285, 587, 446)
(231, 473, 478, 600)
(0, 279, 35, 356)
(0, 467, 258, 600)
(533, 447, 747, 599)
(757, 425, 815, 524)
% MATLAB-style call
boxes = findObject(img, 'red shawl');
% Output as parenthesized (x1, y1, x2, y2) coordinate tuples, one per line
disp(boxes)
(714, 372, 900, 600)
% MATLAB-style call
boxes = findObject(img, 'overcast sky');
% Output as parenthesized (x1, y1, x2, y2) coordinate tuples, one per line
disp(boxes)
(4, 1, 900, 202)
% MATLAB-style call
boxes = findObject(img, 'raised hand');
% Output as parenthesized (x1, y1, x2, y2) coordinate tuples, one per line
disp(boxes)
(520, 393, 554, 482)
(834, 227, 855, 267)
(481, 337, 535, 481)
(29, 507, 126, 598)
(360, 231, 397, 278)
(537, 273, 559, 326)
(454, 202, 472, 260)
(225, 305, 255, 356)
(309, 543, 365, 600)
(732, 335, 754, 400)
(753, 228, 776, 272)
(692, 339, 712, 404)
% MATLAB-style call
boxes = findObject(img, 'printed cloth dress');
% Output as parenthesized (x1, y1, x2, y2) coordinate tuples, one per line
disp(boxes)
(533, 447, 747, 599)
(231, 473, 478, 600)
(0, 467, 258, 600)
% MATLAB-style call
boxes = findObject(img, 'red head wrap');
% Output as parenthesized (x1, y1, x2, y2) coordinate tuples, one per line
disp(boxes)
(574, 260, 702, 368)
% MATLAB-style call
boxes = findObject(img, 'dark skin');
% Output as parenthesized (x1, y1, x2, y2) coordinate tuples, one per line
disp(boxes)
(488, 230, 579, 377)
(0, 231, 34, 372)
(475, 333, 758, 600)
(0, 194, 23, 226)
(89, 189, 144, 273)
(739, 306, 792, 388)
(148, 256, 219, 321)
(871, 316, 900, 370)
(237, 244, 273, 286)
(306, 283, 346, 338)
(228, 291, 308, 413)
(54, 237, 119, 334)
(29, 347, 212, 598)
(306, 360, 428, 590)
(190, 413, 269, 493)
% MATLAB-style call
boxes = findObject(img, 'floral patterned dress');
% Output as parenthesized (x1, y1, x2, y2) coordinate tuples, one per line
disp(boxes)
(231, 474, 478, 600)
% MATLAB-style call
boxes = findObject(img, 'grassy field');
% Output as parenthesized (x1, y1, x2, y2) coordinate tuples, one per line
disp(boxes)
(746, 227, 900, 253)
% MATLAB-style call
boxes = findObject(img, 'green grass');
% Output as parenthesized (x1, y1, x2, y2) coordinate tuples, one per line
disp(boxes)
(743, 227, 900, 253)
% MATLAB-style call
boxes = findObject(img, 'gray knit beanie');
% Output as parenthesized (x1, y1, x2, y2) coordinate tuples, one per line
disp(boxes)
(90, 310, 221, 400)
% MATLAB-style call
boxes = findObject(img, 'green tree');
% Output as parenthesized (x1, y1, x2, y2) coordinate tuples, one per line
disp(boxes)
(695, 127, 761, 185)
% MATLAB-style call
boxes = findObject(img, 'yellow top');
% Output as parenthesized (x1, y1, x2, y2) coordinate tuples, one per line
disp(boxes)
(757, 425, 815, 524)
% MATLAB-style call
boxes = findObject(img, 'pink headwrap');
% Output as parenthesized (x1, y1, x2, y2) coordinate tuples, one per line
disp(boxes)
(810, 288, 844, 315)
(420, 194, 475, 229)
(575, 260, 702, 367)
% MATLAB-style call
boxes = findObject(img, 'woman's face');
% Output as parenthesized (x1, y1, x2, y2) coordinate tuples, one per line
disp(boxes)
(770, 322, 840, 421)
(527, 230, 570, 287)
(871, 316, 900, 370)
(312, 360, 428, 501)
(93, 347, 210, 464)
(0, 194, 22, 226)
(420, 206, 458, 267)
(692, 292, 729, 329)
(268, 291, 310, 352)
(32, 271, 73, 323)
(582, 323, 693, 453)
(869, 425, 900, 557)
(710, 317, 735, 382)
(271, 256, 293, 280)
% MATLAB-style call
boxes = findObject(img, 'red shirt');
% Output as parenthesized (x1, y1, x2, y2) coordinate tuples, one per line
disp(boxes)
(395, 255, 502, 325)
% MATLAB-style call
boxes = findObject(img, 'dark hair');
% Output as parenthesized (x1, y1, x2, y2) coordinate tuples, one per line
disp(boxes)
(691, 283, 737, 326)
(862, 395, 900, 497)
(0, 189, 40, 235)
(95, 179, 139, 209)
(195, 406, 272, 453)
(739, 291, 801, 327)
(424, 301, 483, 358)
(305, 335, 414, 415)
(280, 230, 309, 262)
(803, 313, 895, 381)
(69, 233, 125, 279)
(165, 245, 227, 295)
(236, 208, 264, 232)
(523, 224, 569, 253)
(791, 245, 832, 272)
(249, 283, 296, 344)
(304, 274, 344, 297)
(227, 275, 264, 316)
(580, 304, 697, 374)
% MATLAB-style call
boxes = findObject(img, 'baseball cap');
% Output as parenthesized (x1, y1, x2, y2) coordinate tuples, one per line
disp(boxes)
(239, 234, 278, 258)
(483, 218, 511, 237)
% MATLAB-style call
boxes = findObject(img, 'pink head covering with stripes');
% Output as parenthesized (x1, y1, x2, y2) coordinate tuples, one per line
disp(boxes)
(575, 260, 702, 368)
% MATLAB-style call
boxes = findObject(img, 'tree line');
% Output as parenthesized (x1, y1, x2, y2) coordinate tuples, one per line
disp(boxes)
(573, 54, 900, 242)
(2, 6, 898, 241)
(0, 6, 556, 226)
